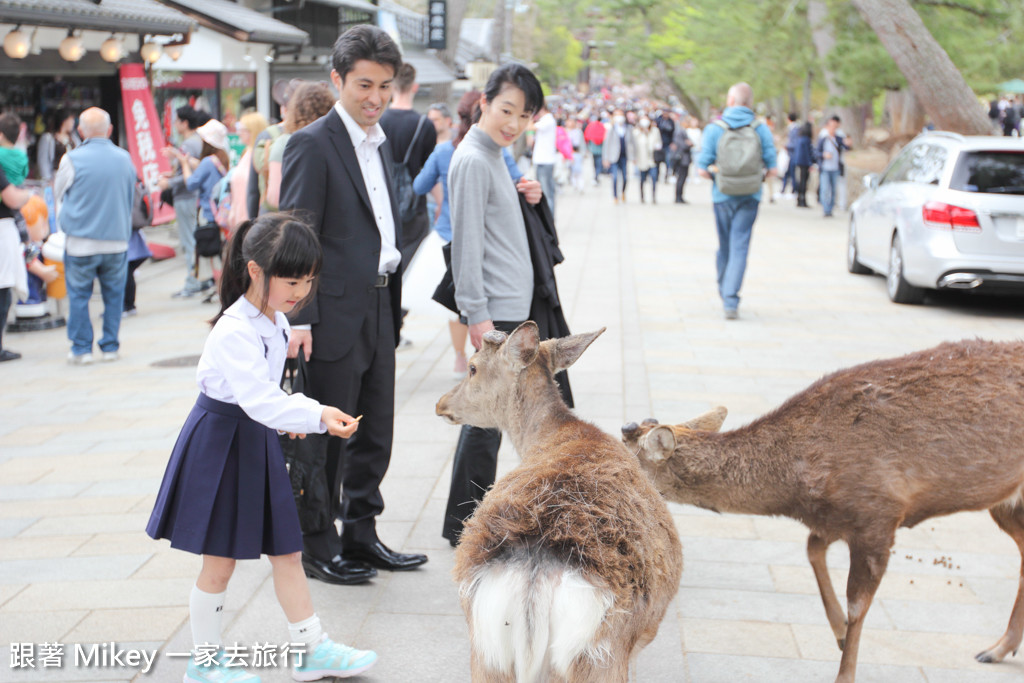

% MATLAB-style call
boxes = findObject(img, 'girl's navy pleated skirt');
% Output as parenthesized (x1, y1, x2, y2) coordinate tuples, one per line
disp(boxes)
(146, 393, 302, 559)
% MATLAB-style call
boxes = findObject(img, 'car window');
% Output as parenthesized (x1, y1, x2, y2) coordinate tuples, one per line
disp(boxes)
(879, 146, 916, 185)
(905, 144, 946, 185)
(949, 151, 1024, 194)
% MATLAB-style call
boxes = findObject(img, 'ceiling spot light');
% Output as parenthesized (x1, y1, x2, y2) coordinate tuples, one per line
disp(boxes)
(3, 26, 29, 59)
(100, 34, 123, 63)
(59, 30, 85, 62)
(140, 40, 162, 64)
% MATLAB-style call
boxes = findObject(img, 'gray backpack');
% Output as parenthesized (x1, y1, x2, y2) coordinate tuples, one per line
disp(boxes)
(713, 119, 764, 196)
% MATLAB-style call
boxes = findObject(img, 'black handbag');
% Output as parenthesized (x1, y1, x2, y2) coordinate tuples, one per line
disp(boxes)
(194, 223, 223, 258)
(279, 355, 333, 534)
(431, 241, 458, 314)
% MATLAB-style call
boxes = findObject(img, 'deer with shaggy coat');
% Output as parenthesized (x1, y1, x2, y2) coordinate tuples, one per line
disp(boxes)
(621, 338, 1024, 683)
(436, 322, 682, 683)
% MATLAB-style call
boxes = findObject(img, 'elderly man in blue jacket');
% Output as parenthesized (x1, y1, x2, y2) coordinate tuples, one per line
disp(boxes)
(697, 82, 777, 320)
(54, 107, 136, 365)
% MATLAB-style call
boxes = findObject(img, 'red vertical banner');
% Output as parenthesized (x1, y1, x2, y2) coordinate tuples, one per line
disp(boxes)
(119, 64, 175, 225)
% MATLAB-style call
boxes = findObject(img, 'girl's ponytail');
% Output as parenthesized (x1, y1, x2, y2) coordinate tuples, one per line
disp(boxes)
(210, 220, 255, 326)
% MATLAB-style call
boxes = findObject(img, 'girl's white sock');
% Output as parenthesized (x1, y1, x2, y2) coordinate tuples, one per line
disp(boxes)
(189, 585, 226, 651)
(288, 613, 323, 647)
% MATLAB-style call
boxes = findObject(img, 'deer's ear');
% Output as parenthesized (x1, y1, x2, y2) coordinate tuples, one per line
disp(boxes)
(505, 322, 540, 370)
(682, 406, 728, 432)
(545, 327, 606, 373)
(644, 425, 676, 463)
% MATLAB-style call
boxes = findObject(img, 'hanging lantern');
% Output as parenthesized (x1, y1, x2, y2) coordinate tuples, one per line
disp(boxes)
(100, 35, 123, 63)
(58, 32, 85, 62)
(3, 27, 29, 60)
(164, 44, 183, 61)
(140, 41, 161, 64)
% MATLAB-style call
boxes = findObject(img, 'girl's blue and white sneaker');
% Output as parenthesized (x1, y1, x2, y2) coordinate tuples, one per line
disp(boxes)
(292, 635, 377, 680)
(184, 657, 261, 683)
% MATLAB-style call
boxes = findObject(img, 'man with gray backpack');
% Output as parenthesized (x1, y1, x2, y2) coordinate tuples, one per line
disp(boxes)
(697, 82, 777, 320)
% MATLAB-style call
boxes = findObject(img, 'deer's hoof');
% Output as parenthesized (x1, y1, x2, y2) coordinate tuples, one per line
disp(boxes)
(975, 649, 1002, 664)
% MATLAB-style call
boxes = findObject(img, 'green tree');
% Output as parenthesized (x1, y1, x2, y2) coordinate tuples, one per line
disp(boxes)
(533, 24, 585, 88)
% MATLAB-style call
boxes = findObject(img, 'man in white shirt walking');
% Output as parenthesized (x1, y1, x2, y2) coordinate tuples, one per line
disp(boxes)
(531, 100, 558, 215)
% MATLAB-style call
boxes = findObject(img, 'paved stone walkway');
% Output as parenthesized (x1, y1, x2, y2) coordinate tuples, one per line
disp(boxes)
(2, 170, 1023, 683)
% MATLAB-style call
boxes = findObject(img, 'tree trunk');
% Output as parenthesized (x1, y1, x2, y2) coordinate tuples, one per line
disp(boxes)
(885, 88, 927, 137)
(850, 0, 990, 134)
(807, 0, 866, 146)
(802, 71, 812, 121)
(491, 0, 505, 60)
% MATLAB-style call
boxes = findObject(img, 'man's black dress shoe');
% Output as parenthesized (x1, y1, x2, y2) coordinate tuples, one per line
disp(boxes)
(301, 554, 377, 585)
(343, 541, 428, 571)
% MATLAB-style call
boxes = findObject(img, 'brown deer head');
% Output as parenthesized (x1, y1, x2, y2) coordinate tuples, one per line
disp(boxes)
(622, 407, 729, 486)
(436, 322, 605, 430)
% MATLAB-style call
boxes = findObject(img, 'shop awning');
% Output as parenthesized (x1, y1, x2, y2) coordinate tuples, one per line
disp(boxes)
(0, 0, 195, 35)
(155, 0, 308, 46)
(401, 46, 455, 86)
(305, 0, 381, 14)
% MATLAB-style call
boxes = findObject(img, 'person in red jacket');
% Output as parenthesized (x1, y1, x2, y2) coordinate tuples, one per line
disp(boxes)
(584, 115, 607, 185)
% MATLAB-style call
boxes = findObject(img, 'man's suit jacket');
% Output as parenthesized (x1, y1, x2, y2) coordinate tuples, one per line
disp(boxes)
(280, 110, 403, 362)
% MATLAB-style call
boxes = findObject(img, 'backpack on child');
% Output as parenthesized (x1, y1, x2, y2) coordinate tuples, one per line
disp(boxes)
(392, 115, 428, 224)
(713, 119, 765, 196)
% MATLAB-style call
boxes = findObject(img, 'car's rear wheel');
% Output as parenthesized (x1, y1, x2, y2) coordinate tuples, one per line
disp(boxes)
(887, 233, 925, 304)
(847, 216, 871, 275)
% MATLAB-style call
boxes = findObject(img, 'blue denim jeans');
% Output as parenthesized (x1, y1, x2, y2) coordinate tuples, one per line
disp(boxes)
(712, 196, 760, 311)
(174, 197, 200, 292)
(781, 157, 796, 193)
(65, 252, 127, 355)
(535, 163, 555, 216)
(611, 156, 628, 198)
(820, 169, 840, 216)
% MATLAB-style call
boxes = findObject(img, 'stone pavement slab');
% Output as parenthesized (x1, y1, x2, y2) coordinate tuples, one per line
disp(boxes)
(2, 171, 1023, 682)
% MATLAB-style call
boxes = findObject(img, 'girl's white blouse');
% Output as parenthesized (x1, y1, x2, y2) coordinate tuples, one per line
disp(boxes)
(196, 296, 325, 435)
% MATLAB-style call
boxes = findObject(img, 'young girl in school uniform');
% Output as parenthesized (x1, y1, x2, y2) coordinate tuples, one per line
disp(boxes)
(146, 214, 377, 683)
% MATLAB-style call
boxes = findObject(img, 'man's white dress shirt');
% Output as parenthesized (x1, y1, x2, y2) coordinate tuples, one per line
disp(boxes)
(334, 102, 401, 275)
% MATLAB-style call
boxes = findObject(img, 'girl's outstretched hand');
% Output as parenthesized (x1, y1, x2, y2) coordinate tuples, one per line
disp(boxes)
(322, 407, 360, 438)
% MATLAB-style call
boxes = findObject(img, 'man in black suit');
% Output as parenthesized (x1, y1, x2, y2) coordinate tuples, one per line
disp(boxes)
(280, 25, 428, 585)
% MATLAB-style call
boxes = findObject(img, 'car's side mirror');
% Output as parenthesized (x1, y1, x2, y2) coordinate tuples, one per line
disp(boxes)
(862, 173, 878, 190)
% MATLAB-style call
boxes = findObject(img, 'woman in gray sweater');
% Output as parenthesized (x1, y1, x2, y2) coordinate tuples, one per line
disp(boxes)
(442, 63, 545, 545)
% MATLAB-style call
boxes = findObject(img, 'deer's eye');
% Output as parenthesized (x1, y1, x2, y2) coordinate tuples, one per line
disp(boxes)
(468, 364, 476, 377)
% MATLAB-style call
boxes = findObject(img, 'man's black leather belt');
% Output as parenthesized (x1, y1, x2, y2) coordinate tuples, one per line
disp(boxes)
(375, 273, 389, 287)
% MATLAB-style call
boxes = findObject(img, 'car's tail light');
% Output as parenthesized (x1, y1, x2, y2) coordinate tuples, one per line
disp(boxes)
(922, 201, 981, 233)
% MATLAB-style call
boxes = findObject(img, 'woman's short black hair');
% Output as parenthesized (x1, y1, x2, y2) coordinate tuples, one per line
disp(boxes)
(483, 63, 544, 116)
(331, 25, 403, 83)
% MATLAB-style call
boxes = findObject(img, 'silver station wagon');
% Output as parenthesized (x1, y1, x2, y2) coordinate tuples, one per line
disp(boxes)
(848, 132, 1024, 303)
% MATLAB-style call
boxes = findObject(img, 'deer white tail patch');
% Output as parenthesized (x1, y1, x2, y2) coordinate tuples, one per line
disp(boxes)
(464, 562, 614, 683)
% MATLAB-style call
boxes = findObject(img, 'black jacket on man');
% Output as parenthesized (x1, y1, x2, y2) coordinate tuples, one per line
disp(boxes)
(281, 111, 403, 359)
(279, 108, 403, 554)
